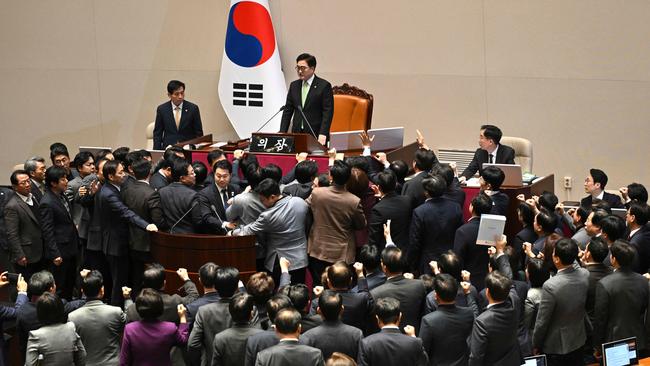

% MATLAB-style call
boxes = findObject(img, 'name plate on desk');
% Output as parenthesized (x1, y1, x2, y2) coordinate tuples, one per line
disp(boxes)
(250, 135, 295, 153)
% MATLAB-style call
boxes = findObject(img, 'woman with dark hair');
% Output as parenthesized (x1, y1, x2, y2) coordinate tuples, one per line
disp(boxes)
(25, 292, 86, 365)
(523, 258, 550, 337)
(119, 289, 189, 366)
(346, 167, 376, 248)
(511, 203, 538, 272)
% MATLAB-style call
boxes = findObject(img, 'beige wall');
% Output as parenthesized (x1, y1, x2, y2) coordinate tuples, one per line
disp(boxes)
(1, 0, 649, 200)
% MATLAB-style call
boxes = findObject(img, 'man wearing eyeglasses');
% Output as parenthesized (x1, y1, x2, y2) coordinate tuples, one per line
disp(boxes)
(280, 53, 334, 146)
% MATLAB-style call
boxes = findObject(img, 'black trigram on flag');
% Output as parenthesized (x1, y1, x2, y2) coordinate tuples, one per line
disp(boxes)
(233, 83, 263, 107)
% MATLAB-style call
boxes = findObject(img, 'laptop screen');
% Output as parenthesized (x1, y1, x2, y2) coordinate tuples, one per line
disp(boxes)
(522, 355, 546, 366)
(603, 337, 637, 366)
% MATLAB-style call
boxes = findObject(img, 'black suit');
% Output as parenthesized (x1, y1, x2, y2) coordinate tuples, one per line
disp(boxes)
(196, 183, 241, 234)
(367, 192, 412, 250)
(153, 100, 203, 150)
(580, 192, 624, 209)
(453, 218, 489, 290)
(149, 170, 170, 191)
(357, 328, 428, 366)
(461, 145, 516, 179)
(402, 172, 429, 208)
(630, 224, 650, 273)
(150, 182, 201, 233)
(489, 191, 509, 216)
(280, 75, 334, 138)
(370, 275, 427, 333)
(255, 339, 324, 366)
(211, 324, 263, 366)
(443, 178, 466, 208)
(409, 197, 463, 274)
(584, 262, 611, 327)
(302, 320, 363, 360)
(311, 278, 374, 334)
(512, 226, 537, 273)
(4, 192, 47, 280)
(39, 189, 79, 300)
(420, 304, 475, 366)
(29, 180, 44, 203)
(244, 330, 280, 366)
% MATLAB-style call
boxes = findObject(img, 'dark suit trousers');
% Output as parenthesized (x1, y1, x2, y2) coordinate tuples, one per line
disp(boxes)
(272, 257, 306, 288)
(308, 256, 332, 287)
(107, 254, 129, 306)
(50, 255, 77, 301)
(83, 248, 112, 302)
(545, 348, 584, 366)
(129, 250, 153, 297)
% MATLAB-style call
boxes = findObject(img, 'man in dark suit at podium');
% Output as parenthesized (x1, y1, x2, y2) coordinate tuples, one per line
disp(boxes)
(461, 124, 516, 180)
(153, 80, 203, 150)
(279, 53, 334, 145)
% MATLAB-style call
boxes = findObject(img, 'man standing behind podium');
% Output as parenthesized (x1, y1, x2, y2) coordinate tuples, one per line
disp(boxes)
(153, 80, 203, 150)
(460, 124, 515, 181)
(280, 53, 334, 145)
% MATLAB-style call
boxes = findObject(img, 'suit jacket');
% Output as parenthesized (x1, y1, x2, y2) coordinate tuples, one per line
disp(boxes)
(302, 320, 363, 360)
(0, 187, 13, 252)
(461, 145, 516, 179)
(468, 287, 522, 366)
(489, 191, 509, 216)
(86, 185, 104, 252)
(280, 75, 334, 137)
(4, 193, 45, 263)
(255, 339, 324, 366)
(402, 172, 429, 208)
(211, 324, 263, 366)
(593, 269, 649, 349)
(25, 322, 86, 366)
(188, 298, 233, 366)
(97, 183, 150, 256)
(244, 330, 280, 366)
(420, 304, 475, 366)
(532, 265, 589, 354)
(186, 292, 221, 325)
(153, 100, 203, 150)
(68, 300, 126, 366)
(150, 170, 171, 191)
(307, 186, 367, 264)
(282, 182, 313, 199)
(151, 182, 201, 233)
(29, 179, 44, 203)
(126, 281, 199, 323)
(409, 197, 463, 274)
(584, 262, 611, 325)
(121, 180, 156, 252)
(370, 275, 427, 333)
(357, 328, 428, 366)
(310, 278, 373, 334)
(453, 218, 489, 290)
(39, 189, 79, 258)
(197, 183, 241, 234)
(367, 192, 412, 250)
(512, 226, 537, 272)
(630, 224, 650, 273)
(580, 192, 624, 209)
(120, 320, 189, 366)
(443, 178, 466, 208)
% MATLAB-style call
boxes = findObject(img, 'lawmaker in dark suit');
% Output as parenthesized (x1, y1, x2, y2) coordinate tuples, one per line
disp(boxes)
(627, 203, 650, 273)
(197, 159, 241, 234)
(401, 148, 438, 208)
(153, 80, 203, 150)
(358, 297, 427, 366)
(254, 308, 324, 366)
(409, 175, 463, 275)
(244, 295, 294, 366)
(420, 274, 476, 366)
(39, 166, 79, 301)
(479, 165, 510, 216)
(431, 163, 465, 208)
(150, 159, 202, 233)
(593, 241, 649, 355)
(210, 293, 262, 366)
(580, 168, 624, 209)
(461, 124, 516, 180)
(453, 193, 493, 290)
(367, 170, 412, 251)
(279, 53, 333, 146)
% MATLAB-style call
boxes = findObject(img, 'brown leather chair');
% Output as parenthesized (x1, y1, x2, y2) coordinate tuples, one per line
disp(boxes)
(331, 83, 373, 132)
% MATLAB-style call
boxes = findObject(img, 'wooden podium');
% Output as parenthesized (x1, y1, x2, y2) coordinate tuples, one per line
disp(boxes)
(150, 231, 256, 293)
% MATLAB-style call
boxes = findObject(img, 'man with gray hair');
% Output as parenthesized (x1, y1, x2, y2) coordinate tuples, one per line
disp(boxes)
(24, 156, 46, 201)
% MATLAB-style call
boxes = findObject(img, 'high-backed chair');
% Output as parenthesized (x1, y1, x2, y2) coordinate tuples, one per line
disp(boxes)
(501, 136, 533, 173)
(146, 122, 155, 150)
(330, 83, 373, 132)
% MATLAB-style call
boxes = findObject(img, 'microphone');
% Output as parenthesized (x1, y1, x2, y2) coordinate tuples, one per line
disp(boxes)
(169, 200, 199, 234)
(296, 105, 319, 141)
(210, 205, 224, 224)
(254, 105, 287, 133)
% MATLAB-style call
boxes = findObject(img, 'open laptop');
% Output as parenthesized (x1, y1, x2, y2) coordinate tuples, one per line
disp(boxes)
(329, 127, 404, 151)
(482, 163, 523, 187)
(602, 337, 638, 366)
(522, 355, 547, 366)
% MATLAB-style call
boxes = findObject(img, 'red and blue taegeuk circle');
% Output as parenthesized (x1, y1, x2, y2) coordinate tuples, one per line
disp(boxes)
(225, 1, 276, 68)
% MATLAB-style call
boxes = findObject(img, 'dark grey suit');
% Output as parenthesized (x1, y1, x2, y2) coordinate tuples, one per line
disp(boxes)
(584, 262, 611, 327)
(255, 339, 323, 366)
(402, 172, 429, 208)
(68, 299, 126, 366)
(370, 275, 427, 333)
(4, 193, 46, 265)
(149, 170, 170, 191)
(302, 320, 363, 359)
(211, 323, 263, 366)
(244, 330, 279, 366)
(358, 328, 427, 366)
(367, 192, 412, 250)
(151, 182, 201, 233)
(188, 298, 233, 366)
(420, 303, 475, 366)
(310, 278, 373, 334)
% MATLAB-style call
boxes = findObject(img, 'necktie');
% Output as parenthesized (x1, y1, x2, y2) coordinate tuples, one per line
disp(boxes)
(221, 189, 229, 210)
(301, 81, 309, 107)
(61, 195, 70, 216)
(174, 106, 181, 129)
(489, 154, 494, 164)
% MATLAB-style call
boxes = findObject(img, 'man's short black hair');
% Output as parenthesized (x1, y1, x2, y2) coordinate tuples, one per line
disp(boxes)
(266, 294, 293, 324)
(430, 163, 454, 188)
(10, 169, 29, 186)
(131, 159, 152, 180)
(471, 193, 493, 216)
(439, 251, 462, 281)
(518, 203, 535, 227)
(381, 246, 406, 274)
(388, 160, 409, 183)
(318, 290, 343, 322)
(124, 151, 144, 171)
(261, 164, 282, 183)
(376, 170, 397, 194)
(480, 125, 503, 144)
(136, 288, 164, 320)
(591, 208, 610, 227)
(192, 161, 208, 186)
(586, 236, 609, 263)
(358, 245, 381, 272)
(142, 263, 165, 290)
(171, 160, 190, 182)
(374, 297, 401, 324)
(37, 292, 65, 325)
(207, 149, 225, 166)
(167, 80, 185, 94)
(345, 156, 370, 174)
(610, 240, 636, 269)
(29, 270, 55, 296)
(526, 258, 550, 288)
(330, 160, 351, 186)
(485, 271, 511, 302)
(73, 151, 94, 171)
(82, 270, 103, 299)
(102, 160, 121, 182)
(433, 273, 458, 302)
(229, 292, 254, 323)
(49, 143, 69, 161)
(213, 159, 232, 173)
(422, 174, 446, 198)
(244, 163, 263, 189)
(295, 160, 319, 184)
(589, 168, 608, 190)
(553, 238, 579, 265)
(215, 267, 240, 298)
(255, 178, 281, 198)
(96, 149, 113, 161)
(627, 183, 648, 204)
(327, 261, 352, 289)
(164, 146, 185, 161)
(481, 166, 505, 191)
(629, 202, 650, 226)
(535, 208, 558, 234)
(296, 53, 317, 68)
(246, 272, 275, 306)
(538, 192, 559, 212)
(280, 284, 309, 314)
(112, 147, 130, 165)
(574, 206, 591, 225)
(414, 148, 437, 172)
(600, 215, 626, 242)
(198, 262, 219, 288)
(274, 308, 302, 334)
(317, 173, 330, 188)
(45, 166, 68, 189)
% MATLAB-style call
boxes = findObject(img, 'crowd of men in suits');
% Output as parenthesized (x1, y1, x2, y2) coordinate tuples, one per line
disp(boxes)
(0, 123, 649, 365)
